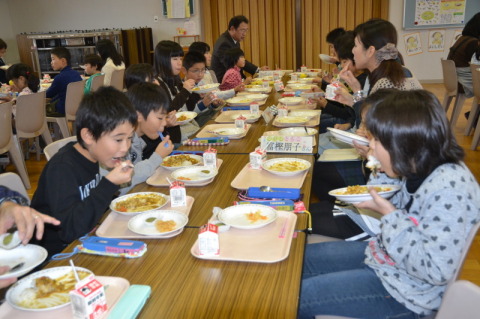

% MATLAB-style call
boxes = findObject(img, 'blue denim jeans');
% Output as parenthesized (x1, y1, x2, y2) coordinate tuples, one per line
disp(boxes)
(299, 241, 420, 319)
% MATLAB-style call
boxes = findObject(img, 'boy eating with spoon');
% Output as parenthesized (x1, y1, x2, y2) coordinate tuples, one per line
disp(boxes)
(31, 87, 137, 256)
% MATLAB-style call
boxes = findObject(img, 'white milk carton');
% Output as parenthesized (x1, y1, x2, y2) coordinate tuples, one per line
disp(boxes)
(70, 275, 107, 319)
(198, 224, 220, 256)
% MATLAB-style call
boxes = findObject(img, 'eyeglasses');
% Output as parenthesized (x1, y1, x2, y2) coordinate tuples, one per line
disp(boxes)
(190, 68, 207, 74)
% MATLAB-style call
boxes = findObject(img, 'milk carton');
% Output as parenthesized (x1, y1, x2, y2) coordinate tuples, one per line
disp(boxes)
(198, 224, 220, 256)
(325, 82, 341, 100)
(249, 147, 267, 169)
(70, 275, 107, 319)
(203, 147, 217, 168)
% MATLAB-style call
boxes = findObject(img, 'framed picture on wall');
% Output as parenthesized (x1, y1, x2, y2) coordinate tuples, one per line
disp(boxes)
(428, 30, 445, 52)
(404, 32, 423, 56)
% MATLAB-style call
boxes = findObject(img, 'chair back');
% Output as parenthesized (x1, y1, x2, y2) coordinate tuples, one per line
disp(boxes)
(441, 59, 459, 96)
(65, 80, 85, 121)
(109, 69, 125, 91)
(90, 74, 105, 92)
(0, 172, 29, 202)
(0, 101, 14, 154)
(436, 280, 480, 319)
(15, 91, 48, 138)
(44, 135, 77, 161)
(470, 64, 480, 102)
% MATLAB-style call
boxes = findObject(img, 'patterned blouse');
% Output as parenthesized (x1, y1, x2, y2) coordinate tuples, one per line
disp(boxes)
(219, 66, 242, 91)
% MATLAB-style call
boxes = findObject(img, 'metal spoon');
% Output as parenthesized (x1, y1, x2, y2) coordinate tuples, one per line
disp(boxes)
(259, 186, 290, 192)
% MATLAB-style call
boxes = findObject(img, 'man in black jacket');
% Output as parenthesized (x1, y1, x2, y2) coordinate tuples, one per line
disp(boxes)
(211, 15, 268, 82)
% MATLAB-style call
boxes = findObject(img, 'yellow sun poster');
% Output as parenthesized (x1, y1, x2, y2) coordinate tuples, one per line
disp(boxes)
(414, 0, 466, 26)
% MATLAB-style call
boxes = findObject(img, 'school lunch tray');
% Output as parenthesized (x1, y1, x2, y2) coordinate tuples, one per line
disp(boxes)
(146, 159, 223, 187)
(0, 276, 129, 319)
(230, 163, 309, 190)
(195, 124, 252, 139)
(263, 131, 317, 146)
(214, 110, 264, 123)
(191, 211, 297, 263)
(272, 115, 320, 128)
(96, 196, 195, 239)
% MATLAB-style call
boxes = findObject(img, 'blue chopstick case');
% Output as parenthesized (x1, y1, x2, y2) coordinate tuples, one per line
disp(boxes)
(171, 150, 204, 156)
(107, 285, 151, 319)
(222, 106, 250, 111)
(247, 187, 300, 199)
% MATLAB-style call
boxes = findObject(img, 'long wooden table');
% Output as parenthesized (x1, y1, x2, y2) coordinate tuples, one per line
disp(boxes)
(46, 78, 320, 318)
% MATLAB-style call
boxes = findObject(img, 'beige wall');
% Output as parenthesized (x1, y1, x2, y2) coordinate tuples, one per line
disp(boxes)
(0, 0, 20, 65)
(3, 0, 202, 63)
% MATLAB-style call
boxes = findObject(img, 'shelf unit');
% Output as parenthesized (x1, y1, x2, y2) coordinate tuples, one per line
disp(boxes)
(17, 30, 121, 78)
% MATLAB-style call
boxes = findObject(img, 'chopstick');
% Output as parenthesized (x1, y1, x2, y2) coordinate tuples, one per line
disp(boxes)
(278, 218, 289, 238)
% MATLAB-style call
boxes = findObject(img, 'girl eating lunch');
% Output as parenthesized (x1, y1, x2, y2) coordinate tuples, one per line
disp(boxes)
(300, 89, 480, 319)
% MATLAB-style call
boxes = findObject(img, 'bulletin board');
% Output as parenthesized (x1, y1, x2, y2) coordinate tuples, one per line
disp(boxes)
(403, 0, 480, 30)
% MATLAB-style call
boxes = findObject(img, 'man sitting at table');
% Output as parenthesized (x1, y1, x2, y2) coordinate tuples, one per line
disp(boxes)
(210, 15, 269, 82)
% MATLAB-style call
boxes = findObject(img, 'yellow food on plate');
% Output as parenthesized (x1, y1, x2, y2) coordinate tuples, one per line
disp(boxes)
(115, 193, 166, 213)
(177, 114, 189, 121)
(246, 210, 268, 223)
(155, 219, 177, 233)
(18, 271, 90, 309)
(334, 185, 392, 195)
(163, 155, 200, 167)
(268, 161, 308, 172)
(277, 117, 309, 123)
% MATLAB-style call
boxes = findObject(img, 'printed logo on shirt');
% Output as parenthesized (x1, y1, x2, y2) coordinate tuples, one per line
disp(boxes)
(78, 174, 101, 201)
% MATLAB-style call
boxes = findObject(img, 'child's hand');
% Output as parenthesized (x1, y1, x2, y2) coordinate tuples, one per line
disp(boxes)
(244, 77, 252, 85)
(202, 92, 215, 106)
(166, 110, 178, 127)
(212, 98, 225, 107)
(155, 135, 174, 158)
(105, 161, 134, 185)
(334, 87, 354, 106)
(311, 96, 327, 109)
(355, 188, 396, 216)
(183, 79, 196, 91)
(234, 83, 245, 92)
(333, 123, 352, 131)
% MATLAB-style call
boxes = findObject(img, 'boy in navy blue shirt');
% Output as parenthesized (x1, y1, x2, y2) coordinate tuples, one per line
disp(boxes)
(46, 47, 82, 115)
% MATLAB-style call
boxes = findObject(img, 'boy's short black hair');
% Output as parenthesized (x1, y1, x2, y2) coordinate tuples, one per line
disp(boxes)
(0, 39, 7, 50)
(84, 54, 104, 70)
(326, 28, 346, 44)
(126, 82, 169, 119)
(75, 86, 137, 149)
(228, 15, 249, 29)
(125, 63, 155, 89)
(334, 31, 355, 62)
(189, 42, 210, 55)
(182, 51, 206, 71)
(51, 47, 71, 65)
(222, 47, 244, 69)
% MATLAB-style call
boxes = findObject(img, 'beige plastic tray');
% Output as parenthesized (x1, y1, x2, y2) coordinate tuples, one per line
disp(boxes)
(277, 102, 317, 110)
(215, 110, 264, 123)
(230, 163, 308, 190)
(272, 115, 320, 128)
(191, 211, 297, 263)
(0, 276, 129, 319)
(96, 196, 194, 239)
(263, 131, 317, 146)
(195, 124, 252, 139)
(318, 148, 361, 162)
(146, 159, 223, 187)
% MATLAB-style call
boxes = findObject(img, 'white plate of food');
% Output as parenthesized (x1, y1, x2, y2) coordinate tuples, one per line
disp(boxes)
(244, 93, 268, 101)
(262, 158, 311, 177)
(327, 127, 369, 146)
(226, 97, 253, 106)
(176, 111, 197, 125)
(279, 127, 318, 137)
(6, 266, 93, 311)
(287, 84, 316, 91)
(278, 97, 304, 105)
(160, 154, 203, 170)
(110, 192, 170, 215)
(128, 210, 188, 236)
(210, 127, 246, 138)
(328, 184, 401, 204)
(289, 110, 320, 118)
(171, 166, 218, 184)
(245, 86, 269, 93)
(192, 83, 219, 93)
(275, 116, 310, 125)
(217, 204, 277, 230)
(0, 245, 48, 280)
(230, 113, 261, 123)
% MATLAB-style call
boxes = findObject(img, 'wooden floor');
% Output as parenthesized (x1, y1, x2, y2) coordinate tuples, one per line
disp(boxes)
(3, 83, 480, 286)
